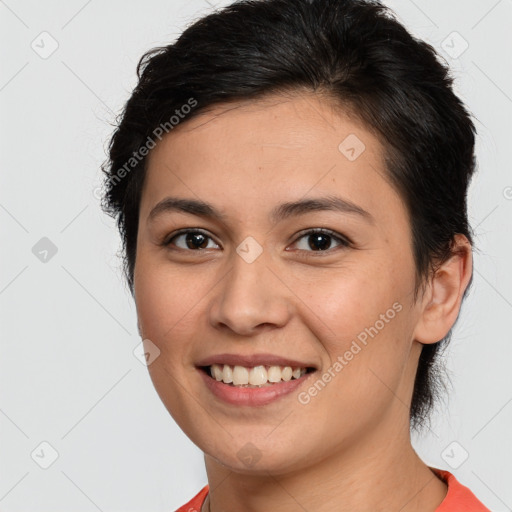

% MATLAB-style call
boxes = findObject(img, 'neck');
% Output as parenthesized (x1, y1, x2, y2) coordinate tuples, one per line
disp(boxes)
(203, 413, 447, 512)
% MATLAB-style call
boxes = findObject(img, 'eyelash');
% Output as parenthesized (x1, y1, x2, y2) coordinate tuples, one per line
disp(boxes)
(161, 228, 351, 256)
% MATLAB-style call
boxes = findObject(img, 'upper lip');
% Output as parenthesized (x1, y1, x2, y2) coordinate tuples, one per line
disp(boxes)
(196, 353, 317, 369)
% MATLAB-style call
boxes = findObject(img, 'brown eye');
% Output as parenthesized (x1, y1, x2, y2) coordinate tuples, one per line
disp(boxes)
(164, 230, 219, 251)
(290, 229, 350, 253)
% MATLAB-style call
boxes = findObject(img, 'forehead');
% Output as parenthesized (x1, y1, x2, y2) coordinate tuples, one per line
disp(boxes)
(152, 92, 379, 163)
(141, 92, 402, 226)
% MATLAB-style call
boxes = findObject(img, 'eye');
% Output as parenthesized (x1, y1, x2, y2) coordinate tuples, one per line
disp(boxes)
(161, 228, 351, 254)
(162, 229, 220, 251)
(288, 228, 351, 254)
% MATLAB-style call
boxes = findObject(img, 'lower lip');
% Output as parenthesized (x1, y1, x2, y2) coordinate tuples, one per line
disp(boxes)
(198, 368, 315, 406)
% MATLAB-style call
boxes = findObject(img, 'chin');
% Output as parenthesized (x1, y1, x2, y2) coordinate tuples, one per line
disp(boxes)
(201, 434, 316, 476)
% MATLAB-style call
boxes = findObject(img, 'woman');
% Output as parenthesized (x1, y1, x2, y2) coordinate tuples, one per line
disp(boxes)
(101, 0, 489, 510)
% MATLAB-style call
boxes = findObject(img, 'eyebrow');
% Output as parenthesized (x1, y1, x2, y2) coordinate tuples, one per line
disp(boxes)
(148, 195, 374, 225)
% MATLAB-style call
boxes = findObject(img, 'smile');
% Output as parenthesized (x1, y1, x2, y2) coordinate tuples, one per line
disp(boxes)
(206, 363, 311, 387)
(197, 364, 317, 406)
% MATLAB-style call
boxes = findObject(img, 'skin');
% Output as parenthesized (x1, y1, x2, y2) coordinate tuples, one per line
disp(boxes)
(133, 91, 473, 512)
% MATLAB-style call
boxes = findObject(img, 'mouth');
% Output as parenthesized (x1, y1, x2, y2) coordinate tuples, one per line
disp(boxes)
(195, 353, 319, 406)
(197, 364, 317, 388)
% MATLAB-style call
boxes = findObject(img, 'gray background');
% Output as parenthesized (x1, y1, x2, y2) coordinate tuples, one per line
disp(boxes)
(1, 0, 511, 510)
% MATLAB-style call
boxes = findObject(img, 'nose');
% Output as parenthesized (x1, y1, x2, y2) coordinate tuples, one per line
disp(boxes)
(208, 251, 293, 336)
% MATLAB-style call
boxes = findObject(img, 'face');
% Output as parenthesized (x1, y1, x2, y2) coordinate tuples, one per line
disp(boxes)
(134, 92, 425, 475)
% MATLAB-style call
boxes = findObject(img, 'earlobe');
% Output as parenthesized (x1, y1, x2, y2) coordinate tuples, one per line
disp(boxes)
(413, 234, 473, 345)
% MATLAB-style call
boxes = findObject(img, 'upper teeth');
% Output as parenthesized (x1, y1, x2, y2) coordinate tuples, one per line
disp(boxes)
(209, 364, 307, 386)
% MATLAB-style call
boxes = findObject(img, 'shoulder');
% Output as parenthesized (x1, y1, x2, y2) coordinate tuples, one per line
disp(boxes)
(430, 467, 490, 511)
(174, 484, 209, 512)
(173, 473, 490, 512)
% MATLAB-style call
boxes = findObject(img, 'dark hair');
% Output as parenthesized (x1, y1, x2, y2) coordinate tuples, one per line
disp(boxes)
(101, 0, 477, 432)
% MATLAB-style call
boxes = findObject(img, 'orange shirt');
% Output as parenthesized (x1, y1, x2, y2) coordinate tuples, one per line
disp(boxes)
(175, 467, 490, 511)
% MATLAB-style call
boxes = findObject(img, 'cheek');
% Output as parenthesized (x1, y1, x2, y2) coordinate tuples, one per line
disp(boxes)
(134, 253, 199, 356)
(134, 256, 205, 425)
(301, 259, 406, 343)
(296, 259, 413, 403)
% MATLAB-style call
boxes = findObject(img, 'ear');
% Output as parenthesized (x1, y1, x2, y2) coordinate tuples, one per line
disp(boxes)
(413, 234, 473, 345)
